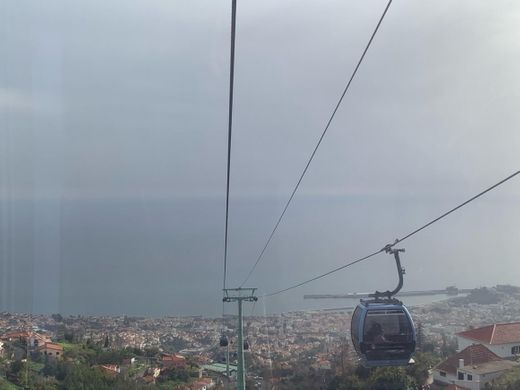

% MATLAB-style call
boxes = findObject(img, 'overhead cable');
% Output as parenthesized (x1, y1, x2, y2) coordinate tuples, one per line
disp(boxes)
(240, 0, 394, 287)
(223, 0, 238, 297)
(263, 249, 383, 297)
(262, 170, 520, 298)
(389, 170, 520, 247)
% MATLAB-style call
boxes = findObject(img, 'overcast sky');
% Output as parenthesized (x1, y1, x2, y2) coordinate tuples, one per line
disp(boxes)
(1, 0, 519, 316)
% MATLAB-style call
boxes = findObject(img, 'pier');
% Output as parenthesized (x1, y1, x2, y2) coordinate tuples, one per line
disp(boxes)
(303, 286, 474, 300)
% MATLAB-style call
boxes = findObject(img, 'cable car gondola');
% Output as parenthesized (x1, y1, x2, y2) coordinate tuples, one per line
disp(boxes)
(351, 246, 416, 367)
(219, 335, 229, 347)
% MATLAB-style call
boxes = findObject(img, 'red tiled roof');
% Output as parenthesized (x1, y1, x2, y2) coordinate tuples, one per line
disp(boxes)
(456, 322, 520, 345)
(97, 364, 120, 376)
(100, 364, 119, 372)
(191, 378, 214, 390)
(1, 331, 30, 340)
(445, 385, 470, 390)
(39, 342, 63, 351)
(435, 344, 502, 375)
(1, 331, 51, 343)
(142, 375, 155, 383)
(32, 333, 52, 341)
(162, 353, 186, 363)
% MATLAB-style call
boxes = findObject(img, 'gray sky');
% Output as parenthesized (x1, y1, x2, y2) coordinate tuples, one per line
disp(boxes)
(1, 0, 519, 316)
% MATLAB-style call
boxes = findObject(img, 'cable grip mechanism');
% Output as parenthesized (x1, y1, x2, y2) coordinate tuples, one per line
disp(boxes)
(369, 242, 406, 301)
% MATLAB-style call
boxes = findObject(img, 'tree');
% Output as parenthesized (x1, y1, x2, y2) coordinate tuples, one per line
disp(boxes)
(144, 347, 160, 357)
(485, 368, 520, 389)
(33, 377, 59, 390)
(354, 364, 371, 381)
(43, 358, 68, 381)
(406, 352, 439, 387)
(157, 367, 191, 383)
(422, 342, 435, 353)
(440, 332, 457, 358)
(61, 364, 109, 390)
(416, 322, 424, 351)
(9, 360, 23, 375)
(64, 332, 74, 343)
(95, 349, 133, 365)
(327, 374, 364, 389)
(0, 380, 21, 390)
(368, 367, 413, 390)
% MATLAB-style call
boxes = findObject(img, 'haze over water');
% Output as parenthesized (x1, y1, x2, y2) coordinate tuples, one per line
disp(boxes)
(0, 196, 511, 317)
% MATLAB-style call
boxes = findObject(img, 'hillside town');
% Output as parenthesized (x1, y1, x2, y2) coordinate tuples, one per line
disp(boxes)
(0, 285, 520, 388)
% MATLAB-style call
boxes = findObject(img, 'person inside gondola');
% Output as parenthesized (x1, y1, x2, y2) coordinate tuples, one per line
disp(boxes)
(367, 322, 387, 344)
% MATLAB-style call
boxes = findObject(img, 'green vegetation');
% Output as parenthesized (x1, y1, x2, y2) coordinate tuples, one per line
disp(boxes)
(0, 341, 199, 390)
(271, 351, 441, 390)
(485, 367, 520, 389)
(0, 378, 20, 390)
(325, 361, 432, 390)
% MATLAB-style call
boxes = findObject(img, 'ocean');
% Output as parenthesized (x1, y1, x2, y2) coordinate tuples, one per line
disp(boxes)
(0, 196, 506, 317)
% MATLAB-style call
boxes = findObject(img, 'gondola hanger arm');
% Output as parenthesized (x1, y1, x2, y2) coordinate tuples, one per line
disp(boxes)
(369, 243, 406, 301)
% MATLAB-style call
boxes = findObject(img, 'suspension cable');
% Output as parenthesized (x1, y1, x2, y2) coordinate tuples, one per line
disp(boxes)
(240, 0, 394, 287)
(222, 0, 238, 319)
(223, 0, 238, 295)
(262, 170, 519, 297)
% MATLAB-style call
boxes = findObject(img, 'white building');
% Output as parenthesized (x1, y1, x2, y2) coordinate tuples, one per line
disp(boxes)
(433, 344, 519, 390)
(456, 322, 520, 358)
